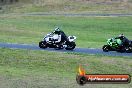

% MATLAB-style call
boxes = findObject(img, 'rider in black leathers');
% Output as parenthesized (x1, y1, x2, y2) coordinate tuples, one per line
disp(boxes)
(53, 27, 68, 44)
(116, 34, 130, 47)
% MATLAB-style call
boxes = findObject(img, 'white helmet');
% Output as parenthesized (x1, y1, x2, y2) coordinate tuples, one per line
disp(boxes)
(119, 34, 124, 37)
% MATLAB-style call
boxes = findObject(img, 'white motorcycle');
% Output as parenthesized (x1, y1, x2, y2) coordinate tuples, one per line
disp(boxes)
(39, 33, 76, 50)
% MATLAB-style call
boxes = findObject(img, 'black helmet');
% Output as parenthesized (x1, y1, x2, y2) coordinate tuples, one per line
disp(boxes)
(54, 27, 61, 34)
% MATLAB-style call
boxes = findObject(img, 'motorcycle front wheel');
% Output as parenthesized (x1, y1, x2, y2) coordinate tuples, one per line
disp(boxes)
(39, 41, 47, 49)
(102, 45, 110, 52)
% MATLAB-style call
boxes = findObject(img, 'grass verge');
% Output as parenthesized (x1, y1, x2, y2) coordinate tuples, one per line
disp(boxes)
(0, 16, 132, 48)
(0, 48, 132, 88)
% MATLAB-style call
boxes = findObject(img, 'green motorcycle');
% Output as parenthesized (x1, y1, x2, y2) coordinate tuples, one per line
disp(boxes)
(102, 38, 132, 53)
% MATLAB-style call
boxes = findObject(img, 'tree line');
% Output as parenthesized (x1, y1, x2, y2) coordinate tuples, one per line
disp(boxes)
(0, 0, 19, 4)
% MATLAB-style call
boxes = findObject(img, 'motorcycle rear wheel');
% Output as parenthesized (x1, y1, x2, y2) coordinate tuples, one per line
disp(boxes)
(65, 42, 76, 50)
(125, 46, 132, 53)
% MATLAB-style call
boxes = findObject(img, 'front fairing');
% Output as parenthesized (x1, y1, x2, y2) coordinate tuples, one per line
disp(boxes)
(107, 38, 119, 48)
(43, 33, 53, 40)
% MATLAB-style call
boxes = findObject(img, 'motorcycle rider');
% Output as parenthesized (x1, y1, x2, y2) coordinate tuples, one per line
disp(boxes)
(53, 27, 68, 43)
(115, 34, 130, 47)
(51, 27, 68, 48)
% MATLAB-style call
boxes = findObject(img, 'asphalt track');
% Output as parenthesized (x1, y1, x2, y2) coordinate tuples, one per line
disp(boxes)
(24, 13, 132, 17)
(0, 42, 132, 57)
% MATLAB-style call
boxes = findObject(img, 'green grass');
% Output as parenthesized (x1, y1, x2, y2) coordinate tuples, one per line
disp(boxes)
(1, 0, 132, 14)
(0, 16, 132, 48)
(0, 48, 132, 88)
